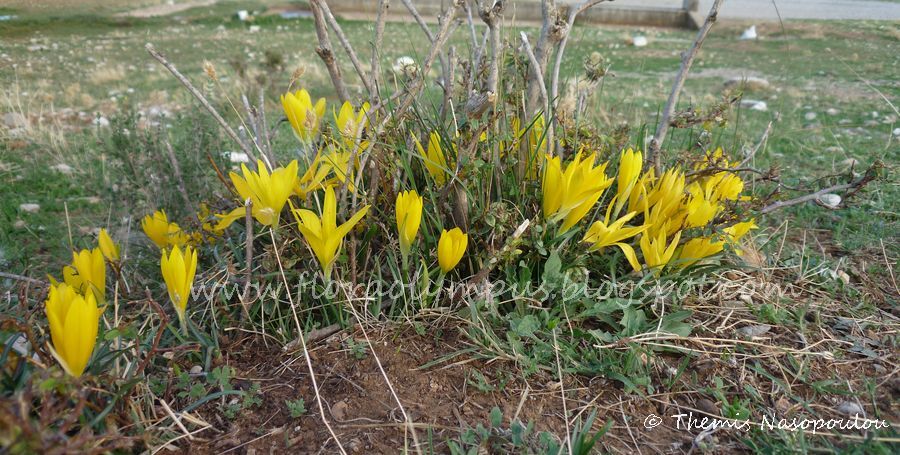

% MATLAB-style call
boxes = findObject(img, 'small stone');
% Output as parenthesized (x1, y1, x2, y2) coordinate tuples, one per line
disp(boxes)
(835, 401, 865, 417)
(804, 112, 817, 121)
(740, 99, 767, 112)
(13, 220, 26, 229)
(227, 152, 250, 163)
(330, 400, 348, 421)
(826, 108, 839, 116)
(189, 365, 203, 375)
(249, 25, 260, 33)
(737, 324, 771, 338)
(740, 25, 757, 40)
(816, 193, 841, 209)
(893, 127, 900, 137)
(3, 112, 27, 128)
(724, 76, 770, 91)
(840, 158, 859, 169)
(51, 163, 74, 174)
(632, 36, 648, 47)
(93, 116, 110, 127)
(19, 203, 40, 213)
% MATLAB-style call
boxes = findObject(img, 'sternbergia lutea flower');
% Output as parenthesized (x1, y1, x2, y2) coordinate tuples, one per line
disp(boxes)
(437, 228, 468, 274)
(160, 245, 198, 328)
(395, 190, 423, 266)
(58, 248, 106, 302)
(45, 283, 101, 377)
(142, 210, 189, 249)
(216, 160, 299, 230)
(98, 228, 120, 262)
(291, 186, 370, 280)
(542, 151, 612, 234)
(281, 89, 326, 142)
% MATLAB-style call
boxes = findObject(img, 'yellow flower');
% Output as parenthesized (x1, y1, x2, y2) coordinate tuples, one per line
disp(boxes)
(685, 182, 721, 228)
(395, 190, 423, 261)
(413, 132, 452, 186)
(282, 89, 326, 142)
(676, 237, 724, 269)
(723, 219, 758, 255)
(45, 283, 101, 377)
(639, 230, 682, 274)
(160, 245, 198, 326)
(217, 160, 299, 229)
(61, 248, 106, 302)
(510, 114, 548, 179)
(583, 207, 647, 272)
(290, 186, 370, 280)
(142, 210, 189, 249)
(437, 228, 468, 274)
(542, 151, 612, 234)
(98, 228, 119, 262)
(334, 101, 370, 149)
(613, 148, 643, 215)
(627, 168, 656, 214)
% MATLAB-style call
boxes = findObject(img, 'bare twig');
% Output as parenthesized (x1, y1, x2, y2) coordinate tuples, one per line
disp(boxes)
(760, 161, 880, 214)
(525, 0, 563, 114)
(441, 46, 457, 122)
(550, 1, 610, 112)
(379, 1, 462, 129)
(310, 0, 350, 103)
(133, 291, 169, 378)
(370, 0, 391, 106)
(270, 230, 347, 455)
(739, 120, 773, 168)
(647, 0, 724, 171)
(164, 141, 196, 219)
(145, 44, 257, 163)
(311, 0, 374, 96)
(479, 1, 504, 97)
(520, 32, 553, 157)
(238, 199, 253, 321)
(0, 271, 44, 285)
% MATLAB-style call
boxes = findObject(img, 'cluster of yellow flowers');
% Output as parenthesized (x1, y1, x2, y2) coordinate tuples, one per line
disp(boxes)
(44, 230, 117, 377)
(543, 147, 756, 275)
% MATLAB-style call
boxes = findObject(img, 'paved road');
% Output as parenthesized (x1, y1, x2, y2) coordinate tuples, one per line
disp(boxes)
(631, 0, 900, 20)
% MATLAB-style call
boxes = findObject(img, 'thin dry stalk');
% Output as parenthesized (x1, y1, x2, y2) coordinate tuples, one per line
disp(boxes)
(647, 0, 723, 171)
(519, 32, 553, 158)
(550, 0, 610, 114)
(370, 0, 391, 106)
(145, 44, 257, 163)
(310, 1, 350, 103)
(269, 230, 347, 455)
(163, 141, 196, 219)
(238, 199, 253, 321)
(312, 0, 374, 96)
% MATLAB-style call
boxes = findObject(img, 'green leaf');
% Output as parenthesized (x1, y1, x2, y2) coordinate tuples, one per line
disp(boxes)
(489, 406, 502, 428)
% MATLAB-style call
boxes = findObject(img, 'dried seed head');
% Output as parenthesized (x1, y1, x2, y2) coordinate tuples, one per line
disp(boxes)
(289, 67, 306, 89)
(203, 61, 218, 81)
(583, 52, 606, 81)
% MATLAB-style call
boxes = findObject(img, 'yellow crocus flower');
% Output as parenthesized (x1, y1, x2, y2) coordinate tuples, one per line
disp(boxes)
(676, 237, 724, 269)
(583, 206, 648, 272)
(45, 283, 101, 377)
(413, 132, 452, 186)
(61, 248, 106, 302)
(639, 230, 682, 274)
(282, 89, 326, 142)
(217, 160, 299, 229)
(98, 228, 119, 262)
(542, 151, 612, 234)
(437, 228, 468, 274)
(395, 190, 423, 262)
(142, 210, 189, 249)
(290, 186, 370, 280)
(160, 245, 198, 327)
(613, 148, 643, 215)
(334, 101, 370, 149)
(684, 182, 720, 228)
(723, 219, 758, 255)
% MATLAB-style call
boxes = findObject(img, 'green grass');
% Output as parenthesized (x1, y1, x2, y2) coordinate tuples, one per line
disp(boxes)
(0, 4, 898, 453)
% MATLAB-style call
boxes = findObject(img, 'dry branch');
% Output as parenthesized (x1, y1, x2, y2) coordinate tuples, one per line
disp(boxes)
(310, 0, 350, 103)
(312, 0, 374, 96)
(760, 162, 880, 214)
(647, 0, 723, 171)
(145, 44, 257, 163)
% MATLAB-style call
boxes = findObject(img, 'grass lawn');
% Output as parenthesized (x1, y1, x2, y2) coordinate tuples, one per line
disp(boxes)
(0, 1, 897, 453)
